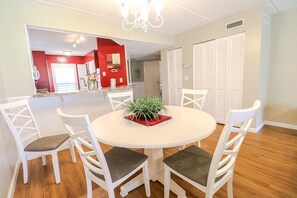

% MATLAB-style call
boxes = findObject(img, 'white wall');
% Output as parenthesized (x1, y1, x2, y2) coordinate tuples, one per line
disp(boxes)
(257, 12, 271, 127)
(0, 60, 19, 198)
(0, 0, 174, 98)
(265, 8, 297, 125)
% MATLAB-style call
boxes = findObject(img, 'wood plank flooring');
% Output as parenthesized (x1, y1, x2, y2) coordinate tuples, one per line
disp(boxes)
(14, 125, 297, 197)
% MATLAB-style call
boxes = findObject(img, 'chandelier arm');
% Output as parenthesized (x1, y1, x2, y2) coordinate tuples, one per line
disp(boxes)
(122, 19, 139, 31)
(147, 15, 164, 28)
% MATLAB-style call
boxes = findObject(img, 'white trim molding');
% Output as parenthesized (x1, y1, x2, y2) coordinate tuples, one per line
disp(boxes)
(264, 121, 297, 131)
(7, 159, 21, 198)
(249, 122, 265, 133)
(249, 121, 297, 133)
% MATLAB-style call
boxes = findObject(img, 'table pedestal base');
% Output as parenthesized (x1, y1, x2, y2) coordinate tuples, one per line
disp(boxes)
(120, 148, 186, 197)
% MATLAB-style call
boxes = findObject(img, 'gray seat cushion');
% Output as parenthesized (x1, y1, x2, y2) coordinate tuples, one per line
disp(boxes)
(91, 147, 148, 183)
(24, 134, 70, 151)
(163, 145, 214, 186)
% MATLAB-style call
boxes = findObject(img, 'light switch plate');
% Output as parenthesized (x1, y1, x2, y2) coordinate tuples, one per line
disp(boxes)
(184, 76, 189, 81)
(120, 78, 123, 83)
(102, 72, 106, 76)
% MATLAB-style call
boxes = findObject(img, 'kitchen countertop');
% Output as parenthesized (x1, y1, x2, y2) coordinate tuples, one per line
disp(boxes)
(33, 85, 133, 98)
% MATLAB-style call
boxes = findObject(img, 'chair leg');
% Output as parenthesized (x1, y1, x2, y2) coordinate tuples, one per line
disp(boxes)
(227, 178, 233, 198)
(41, 155, 46, 166)
(142, 162, 151, 197)
(164, 166, 171, 198)
(52, 152, 61, 184)
(86, 177, 93, 198)
(197, 140, 201, 148)
(21, 156, 28, 184)
(69, 140, 76, 163)
(107, 188, 115, 198)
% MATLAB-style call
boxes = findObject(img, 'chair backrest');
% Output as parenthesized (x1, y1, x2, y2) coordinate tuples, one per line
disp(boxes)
(107, 90, 133, 111)
(0, 99, 41, 153)
(180, 89, 208, 110)
(207, 100, 261, 189)
(56, 109, 113, 185)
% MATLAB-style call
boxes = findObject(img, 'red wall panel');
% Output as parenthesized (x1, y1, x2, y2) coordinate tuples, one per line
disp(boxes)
(97, 38, 119, 47)
(97, 38, 127, 87)
(32, 51, 50, 91)
(46, 55, 84, 92)
(83, 50, 99, 68)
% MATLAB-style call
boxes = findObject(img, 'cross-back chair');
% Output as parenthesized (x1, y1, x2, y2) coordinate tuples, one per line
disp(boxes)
(107, 90, 133, 111)
(57, 108, 151, 198)
(180, 88, 208, 148)
(0, 99, 76, 184)
(164, 100, 261, 198)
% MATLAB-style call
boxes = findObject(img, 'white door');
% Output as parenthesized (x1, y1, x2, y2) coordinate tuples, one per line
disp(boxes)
(228, 33, 244, 111)
(193, 40, 216, 113)
(193, 33, 244, 123)
(215, 37, 229, 123)
(167, 48, 182, 106)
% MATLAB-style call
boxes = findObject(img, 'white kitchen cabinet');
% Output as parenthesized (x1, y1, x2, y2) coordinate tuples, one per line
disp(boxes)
(193, 33, 244, 123)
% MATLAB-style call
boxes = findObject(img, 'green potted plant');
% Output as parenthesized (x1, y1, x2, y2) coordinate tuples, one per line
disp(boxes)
(124, 97, 168, 121)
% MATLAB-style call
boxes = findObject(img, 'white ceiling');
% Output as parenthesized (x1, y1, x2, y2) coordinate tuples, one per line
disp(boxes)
(26, 0, 297, 59)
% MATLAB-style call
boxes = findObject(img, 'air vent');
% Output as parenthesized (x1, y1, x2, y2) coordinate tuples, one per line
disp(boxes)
(226, 19, 244, 30)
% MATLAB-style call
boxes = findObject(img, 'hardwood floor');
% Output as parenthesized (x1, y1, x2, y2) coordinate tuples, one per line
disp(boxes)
(14, 125, 297, 198)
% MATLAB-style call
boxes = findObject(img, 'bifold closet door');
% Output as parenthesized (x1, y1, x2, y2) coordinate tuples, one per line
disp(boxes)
(193, 33, 244, 123)
(193, 40, 216, 114)
(167, 48, 182, 106)
(215, 37, 229, 123)
(228, 33, 244, 111)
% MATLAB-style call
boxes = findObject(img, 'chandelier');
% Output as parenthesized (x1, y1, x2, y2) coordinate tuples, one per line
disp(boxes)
(119, 0, 164, 33)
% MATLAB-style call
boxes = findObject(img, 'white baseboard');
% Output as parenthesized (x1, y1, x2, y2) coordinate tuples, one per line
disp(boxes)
(264, 121, 297, 130)
(7, 159, 21, 198)
(248, 121, 297, 133)
(249, 122, 265, 133)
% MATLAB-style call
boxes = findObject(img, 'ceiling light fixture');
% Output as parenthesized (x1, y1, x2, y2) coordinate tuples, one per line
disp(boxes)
(63, 51, 72, 56)
(119, 0, 164, 33)
(79, 36, 85, 41)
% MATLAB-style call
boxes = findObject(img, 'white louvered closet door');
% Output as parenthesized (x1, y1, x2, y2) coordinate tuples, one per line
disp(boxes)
(167, 48, 182, 106)
(228, 33, 244, 112)
(215, 37, 229, 123)
(193, 33, 244, 123)
(193, 40, 216, 114)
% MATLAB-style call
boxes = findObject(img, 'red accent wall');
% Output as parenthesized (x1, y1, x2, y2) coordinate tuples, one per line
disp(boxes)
(97, 38, 127, 87)
(83, 50, 99, 68)
(97, 38, 119, 47)
(46, 55, 84, 92)
(32, 51, 50, 91)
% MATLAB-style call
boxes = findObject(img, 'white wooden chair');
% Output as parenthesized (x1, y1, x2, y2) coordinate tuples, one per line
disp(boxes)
(0, 99, 76, 184)
(57, 108, 151, 198)
(107, 90, 133, 111)
(164, 100, 261, 198)
(180, 88, 208, 148)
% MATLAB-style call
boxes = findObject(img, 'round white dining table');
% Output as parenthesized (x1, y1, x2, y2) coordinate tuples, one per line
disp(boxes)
(91, 106, 216, 197)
